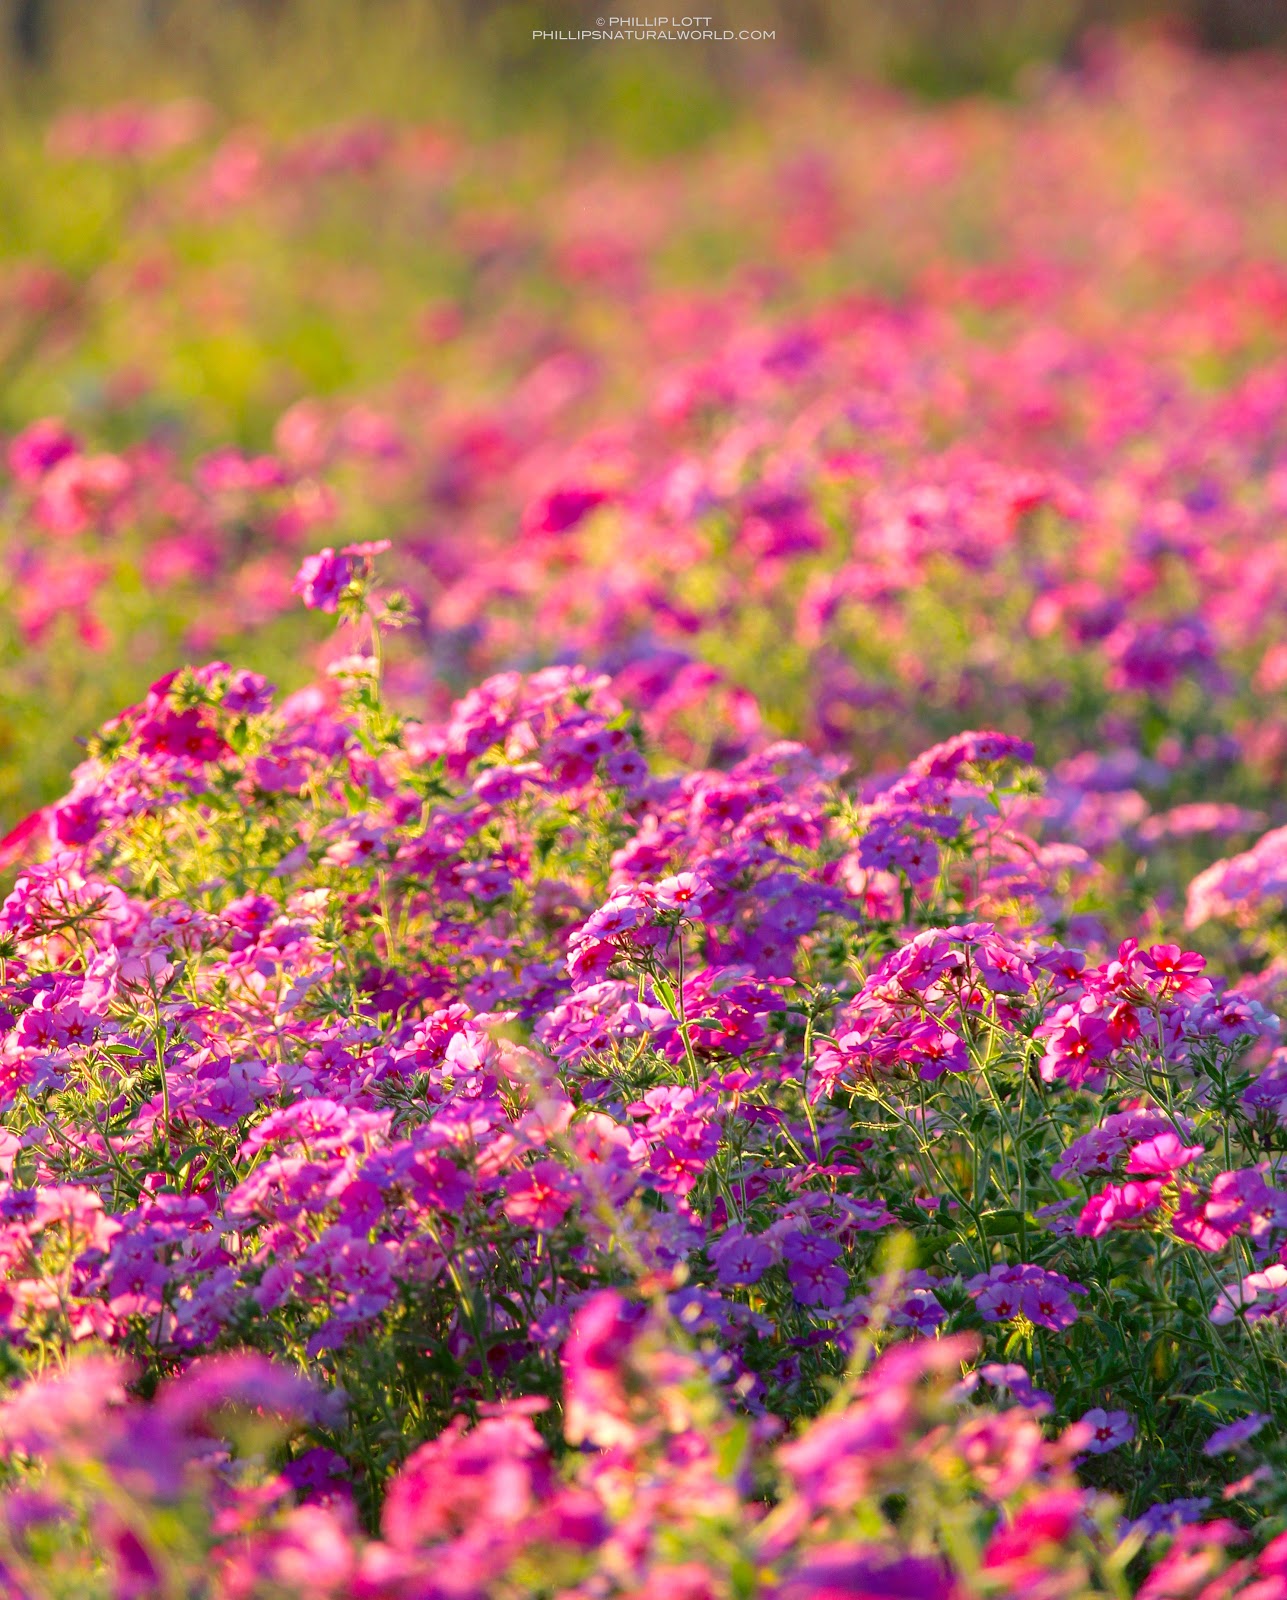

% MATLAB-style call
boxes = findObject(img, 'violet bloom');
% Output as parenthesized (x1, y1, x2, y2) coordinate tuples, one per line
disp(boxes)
(891, 1274, 947, 1333)
(1204, 1414, 1270, 1455)
(967, 1265, 1083, 1331)
(778, 1545, 955, 1600)
(782, 1230, 849, 1307)
(708, 1228, 773, 1287)
(787, 1259, 850, 1310)
(1127, 1497, 1213, 1541)
(1018, 1278, 1079, 1332)
(1077, 1407, 1135, 1454)
(959, 1362, 1053, 1415)
(975, 1280, 1023, 1323)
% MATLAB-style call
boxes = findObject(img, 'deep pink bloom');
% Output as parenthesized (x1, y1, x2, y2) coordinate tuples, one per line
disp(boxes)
(502, 1160, 577, 1230)
(561, 1291, 642, 1448)
(1127, 1132, 1205, 1176)
(1075, 1181, 1165, 1238)
(6, 418, 79, 484)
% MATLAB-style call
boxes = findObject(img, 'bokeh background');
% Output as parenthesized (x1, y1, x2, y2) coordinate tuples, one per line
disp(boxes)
(4, 1, 1287, 146)
(3, 0, 1287, 834)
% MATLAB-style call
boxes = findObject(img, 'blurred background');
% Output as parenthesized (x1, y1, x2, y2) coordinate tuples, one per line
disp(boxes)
(3, 0, 1287, 833)
(2, 0, 1287, 139)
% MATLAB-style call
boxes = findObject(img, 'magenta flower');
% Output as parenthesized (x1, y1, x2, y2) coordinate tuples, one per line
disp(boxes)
(1171, 1189, 1236, 1253)
(561, 1291, 642, 1449)
(1126, 1132, 1205, 1176)
(1075, 1180, 1165, 1238)
(502, 1160, 577, 1231)
(6, 417, 79, 484)
(983, 1487, 1089, 1567)
(292, 547, 355, 612)
(522, 484, 609, 538)
(1037, 1003, 1113, 1087)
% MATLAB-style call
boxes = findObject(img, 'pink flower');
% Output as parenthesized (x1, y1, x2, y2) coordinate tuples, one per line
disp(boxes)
(502, 1160, 577, 1230)
(1140, 944, 1209, 995)
(1171, 1190, 1235, 1253)
(382, 1409, 550, 1549)
(1075, 1180, 1165, 1238)
(561, 1291, 643, 1449)
(35, 453, 130, 536)
(652, 871, 708, 913)
(6, 418, 79, 485)
(1127, 1132, 1205, 1176)
(983, 1487, 1089, 1566)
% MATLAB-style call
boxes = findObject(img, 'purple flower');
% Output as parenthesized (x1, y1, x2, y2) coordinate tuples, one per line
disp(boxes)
(1075, 1407, 1134, 1454)
(787, 1258, 850, 1310)
(966, 1265, 1083, 1331)
(1018, 1278, 1078, 1332)
(1204, 1414, 1270, 1455)
(708, 1228, 773, 1287)
(975, 1280, 1023, 1323)
(1127, 1496, 1213, 1541)
(778, 1545, 956, 1600)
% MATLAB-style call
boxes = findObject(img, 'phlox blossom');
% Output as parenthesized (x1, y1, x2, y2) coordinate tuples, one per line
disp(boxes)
(1204, 1414, 1269, 1455)
(1075, 1180, 1165, 1238)
(1126, 1132, 1205, 1176)
(1075, 1407, 1134, 1454)
(292, 548, 355, 612)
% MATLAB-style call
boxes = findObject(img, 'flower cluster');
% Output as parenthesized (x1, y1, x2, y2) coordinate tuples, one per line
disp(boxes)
(0, 555, 1280, 1591)
(7, 1295, 1287, 1600)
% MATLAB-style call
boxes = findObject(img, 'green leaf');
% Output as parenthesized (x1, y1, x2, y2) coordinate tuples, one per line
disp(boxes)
(1184, 1388, 1259, 1419)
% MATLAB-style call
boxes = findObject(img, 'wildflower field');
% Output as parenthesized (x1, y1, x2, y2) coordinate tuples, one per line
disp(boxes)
(8, 20, 1287, 1597)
